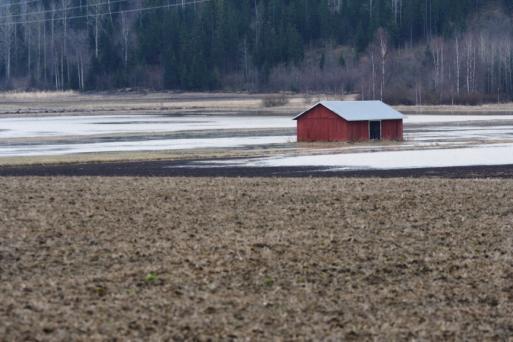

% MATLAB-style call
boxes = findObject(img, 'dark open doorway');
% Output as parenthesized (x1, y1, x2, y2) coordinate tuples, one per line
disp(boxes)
(369, 121, 381, 140)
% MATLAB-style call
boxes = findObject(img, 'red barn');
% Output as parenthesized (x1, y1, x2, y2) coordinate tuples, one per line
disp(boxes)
(294, 101, 404, 142)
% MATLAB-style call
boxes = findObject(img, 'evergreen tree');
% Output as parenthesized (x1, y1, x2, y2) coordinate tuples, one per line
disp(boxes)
(0, 0, 511, 99)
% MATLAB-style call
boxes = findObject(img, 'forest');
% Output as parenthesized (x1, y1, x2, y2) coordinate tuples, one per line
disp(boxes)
(1, 0, 513, 104)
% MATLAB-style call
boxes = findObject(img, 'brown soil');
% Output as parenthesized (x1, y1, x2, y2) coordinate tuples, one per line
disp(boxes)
(1, 177, 513, 340)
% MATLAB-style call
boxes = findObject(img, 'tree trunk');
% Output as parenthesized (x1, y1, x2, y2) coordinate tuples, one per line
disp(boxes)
(377, 29, 388, 101)
(371, 52, 376, 99)
(455, 36, 460, 95)
(95, 16, 99, 59)
(6, 42, 11, 81)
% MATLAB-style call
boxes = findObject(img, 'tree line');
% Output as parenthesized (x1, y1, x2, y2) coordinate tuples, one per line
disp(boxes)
(0, 0, 513, 104)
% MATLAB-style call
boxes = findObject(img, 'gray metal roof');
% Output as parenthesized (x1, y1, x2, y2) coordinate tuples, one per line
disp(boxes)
(293, 100, 404, 121)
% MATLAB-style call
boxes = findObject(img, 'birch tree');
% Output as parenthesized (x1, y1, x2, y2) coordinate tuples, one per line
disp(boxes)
(455, 35, 460, 95)
(0, 6, 14, 82)
(376, 28, 388, 101)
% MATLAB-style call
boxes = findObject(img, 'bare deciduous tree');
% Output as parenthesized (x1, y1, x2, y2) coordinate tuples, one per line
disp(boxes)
(376, 28, 388, 101)
(0, 7, 14, 83)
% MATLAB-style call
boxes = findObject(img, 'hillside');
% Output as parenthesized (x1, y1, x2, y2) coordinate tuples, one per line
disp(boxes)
(0, 0, 513, 104)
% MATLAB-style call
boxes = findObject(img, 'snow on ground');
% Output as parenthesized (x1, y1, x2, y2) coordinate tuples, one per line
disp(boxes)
(2, 113, 513, 139)
(404, 115, 513, 124)
(0, 115, 295, 138)
(217, 144, 513, 170)
(1, 113, 513, 160)
(406, 126, 513, 142)
(0, 136, 295, 157)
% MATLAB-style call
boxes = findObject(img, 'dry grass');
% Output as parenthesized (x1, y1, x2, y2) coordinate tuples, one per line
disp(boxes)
(0, 90, 78, 99)
(0, 91, 511, 117)
(261, 95, 290, 108)
(397, 103, 513, 115)
(0, 92, 365, 117)
(1, 177, 513, 340)
(0, 92, 308, 117)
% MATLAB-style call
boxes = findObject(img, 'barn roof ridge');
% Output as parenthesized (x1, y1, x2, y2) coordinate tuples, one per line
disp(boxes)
(293, 100, 404, 122)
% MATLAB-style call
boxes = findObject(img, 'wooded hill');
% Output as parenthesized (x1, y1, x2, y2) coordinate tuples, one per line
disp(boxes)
(1, 0, 513, 104)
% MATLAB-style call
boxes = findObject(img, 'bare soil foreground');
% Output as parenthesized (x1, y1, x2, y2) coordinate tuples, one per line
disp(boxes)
(1, 177, 513, 340)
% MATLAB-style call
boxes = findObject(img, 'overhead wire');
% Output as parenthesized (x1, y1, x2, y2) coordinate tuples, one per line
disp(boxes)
(0, 0, 41, 10)
(0, 0, 209, 25)
(0, 0, 132, 20)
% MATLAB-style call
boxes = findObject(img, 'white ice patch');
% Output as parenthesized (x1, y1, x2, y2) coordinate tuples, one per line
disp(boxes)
(406, 126, 513, 142)
(0, 115, 295, 138)
(2, 113, 513, 158)
(405, 115, 513, 124)
(0, 136, 295, 157)
(231, 143, 513, 170)
(2, 114, 513, 138)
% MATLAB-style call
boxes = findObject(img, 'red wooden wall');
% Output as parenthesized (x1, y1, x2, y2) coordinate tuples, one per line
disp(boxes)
(348, 121, 369, 141)
(296, 105, 403, 142)
(382, 120, 403, 140)
(297, 105, 349, 142)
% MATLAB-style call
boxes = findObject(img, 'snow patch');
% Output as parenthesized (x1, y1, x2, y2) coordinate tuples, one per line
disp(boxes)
(231, 144, 513, 170)
(405, 115, 513, 124)
(0, 115, 295, 138)
(0, 136, 295, 157)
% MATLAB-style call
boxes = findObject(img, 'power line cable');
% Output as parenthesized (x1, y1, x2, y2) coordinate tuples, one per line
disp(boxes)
(0, 0, 210, 25)
(0, 0, 134, 20)
(0, 0, 43, 10)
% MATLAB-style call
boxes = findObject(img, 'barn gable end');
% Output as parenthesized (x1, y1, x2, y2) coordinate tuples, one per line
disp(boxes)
(297, 104, 349, 142)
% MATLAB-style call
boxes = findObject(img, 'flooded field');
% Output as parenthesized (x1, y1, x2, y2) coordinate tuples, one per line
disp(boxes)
(0, 115, 294, 157)
(1, 92, 513, 171)
(1, 112, 513, 171)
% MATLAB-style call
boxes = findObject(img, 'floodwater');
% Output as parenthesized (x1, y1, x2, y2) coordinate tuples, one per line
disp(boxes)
(0, 115, 294, 138)
(211, 143, 513, 170)
(1, 113, 513, 159)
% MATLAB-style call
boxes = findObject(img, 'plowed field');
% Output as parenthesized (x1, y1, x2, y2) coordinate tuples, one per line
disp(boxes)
(1, 177, 513, 340)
